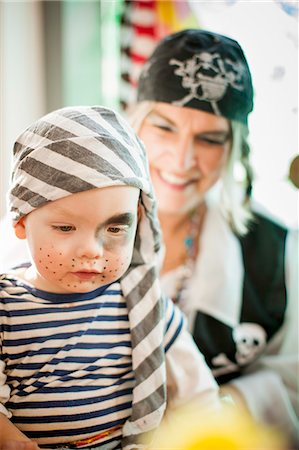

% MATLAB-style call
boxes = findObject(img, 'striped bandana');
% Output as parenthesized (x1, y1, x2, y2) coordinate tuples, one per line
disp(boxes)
(8, 106, 166, 449)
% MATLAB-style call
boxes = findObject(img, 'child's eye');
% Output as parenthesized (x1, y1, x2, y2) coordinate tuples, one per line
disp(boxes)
(52, 225, 75, 232)
(107, 226, 123, 234)
(106, 224, 131, 236)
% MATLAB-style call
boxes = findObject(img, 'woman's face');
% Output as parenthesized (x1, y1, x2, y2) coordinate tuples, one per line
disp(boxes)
(139, 103, 231, 214)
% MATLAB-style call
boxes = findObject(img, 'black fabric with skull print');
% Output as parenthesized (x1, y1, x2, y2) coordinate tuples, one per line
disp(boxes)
(192, 213, 287, 384)
(137, 29, 254, 125)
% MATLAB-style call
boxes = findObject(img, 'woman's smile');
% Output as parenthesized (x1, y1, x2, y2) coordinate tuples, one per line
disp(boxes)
(157, 170, 200, 190)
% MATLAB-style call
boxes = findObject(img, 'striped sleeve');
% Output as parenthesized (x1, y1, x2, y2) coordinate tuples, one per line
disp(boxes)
(0, 277, 12, 418)
(0, 360, 12, 419)
(163, 297, 184, 353)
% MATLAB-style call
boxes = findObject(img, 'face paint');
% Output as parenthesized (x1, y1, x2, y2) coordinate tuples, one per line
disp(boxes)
(21, 186, 140, 294)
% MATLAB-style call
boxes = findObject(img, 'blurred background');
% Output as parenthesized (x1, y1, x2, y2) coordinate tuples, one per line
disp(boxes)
(1, 0, 298, 228)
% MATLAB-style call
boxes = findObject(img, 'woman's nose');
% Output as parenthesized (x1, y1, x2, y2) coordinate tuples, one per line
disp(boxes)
(172, 139, 196, 171)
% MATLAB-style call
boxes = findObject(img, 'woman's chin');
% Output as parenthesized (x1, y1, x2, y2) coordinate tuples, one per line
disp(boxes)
(157, 194, 203, 215)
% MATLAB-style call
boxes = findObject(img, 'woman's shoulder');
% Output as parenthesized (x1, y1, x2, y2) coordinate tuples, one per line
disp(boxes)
(238, 208, 289, 297)
(240, 207, 288, 252)
(246, 201, 288, 236)
(249, 211, 287, 234)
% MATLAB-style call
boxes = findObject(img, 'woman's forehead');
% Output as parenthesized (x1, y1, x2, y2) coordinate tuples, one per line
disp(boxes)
(148, 102, 230, 131)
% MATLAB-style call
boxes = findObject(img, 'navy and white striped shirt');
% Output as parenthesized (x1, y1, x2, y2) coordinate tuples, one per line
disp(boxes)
(0, 272, 183, 448)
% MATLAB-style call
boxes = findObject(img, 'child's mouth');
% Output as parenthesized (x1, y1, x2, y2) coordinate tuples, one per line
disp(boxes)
(72, 271, 100, 280)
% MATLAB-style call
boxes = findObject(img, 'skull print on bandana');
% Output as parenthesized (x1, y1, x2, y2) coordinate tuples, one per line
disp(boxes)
(169, 52, 247, 116)
(137, 29, 254, 125)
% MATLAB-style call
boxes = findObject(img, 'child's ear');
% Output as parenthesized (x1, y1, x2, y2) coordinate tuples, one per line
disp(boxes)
(14, 217, 27, 239)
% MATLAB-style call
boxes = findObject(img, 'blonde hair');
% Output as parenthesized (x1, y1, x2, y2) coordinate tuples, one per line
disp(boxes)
(127, 101, 253, 235)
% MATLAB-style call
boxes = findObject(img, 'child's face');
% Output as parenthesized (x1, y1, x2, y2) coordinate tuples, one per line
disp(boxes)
(16, 186, 140, 294)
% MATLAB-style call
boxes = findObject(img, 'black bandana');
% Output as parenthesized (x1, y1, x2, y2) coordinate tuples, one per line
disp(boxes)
(137, 29, 254, 125)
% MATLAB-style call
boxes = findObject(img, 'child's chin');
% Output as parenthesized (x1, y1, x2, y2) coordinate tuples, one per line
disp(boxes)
(46, 280, 105, 294)
(65, 282, 103, 294)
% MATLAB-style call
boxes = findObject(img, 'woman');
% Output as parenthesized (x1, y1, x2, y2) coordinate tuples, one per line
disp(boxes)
(128, 29, 298, 441)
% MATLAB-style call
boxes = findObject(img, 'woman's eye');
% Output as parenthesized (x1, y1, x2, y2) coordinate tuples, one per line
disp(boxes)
(52, 225, 74, 232)
(148, 119, 174, 133)
(155, 124, 173, 132)
(200, 138, 223, 145)
(196, 133, 230, 146)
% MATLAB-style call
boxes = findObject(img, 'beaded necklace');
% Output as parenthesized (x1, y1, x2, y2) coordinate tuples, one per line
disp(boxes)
(172, 204, 205, 307)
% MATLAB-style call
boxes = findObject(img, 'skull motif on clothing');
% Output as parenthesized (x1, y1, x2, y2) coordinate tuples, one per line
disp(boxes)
(233, 322, 267, 366)
(170, 52, 247, 115)
(211, 322, 267, 379)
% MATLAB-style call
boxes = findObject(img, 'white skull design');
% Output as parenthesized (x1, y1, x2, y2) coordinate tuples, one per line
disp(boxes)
(169, 52, 246, 115)
(233, 323, 267, 366)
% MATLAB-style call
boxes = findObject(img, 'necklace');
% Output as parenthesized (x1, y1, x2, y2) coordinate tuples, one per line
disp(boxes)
(172, 204, 205, 307)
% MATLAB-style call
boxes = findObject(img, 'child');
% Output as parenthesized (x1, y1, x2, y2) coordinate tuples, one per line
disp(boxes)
(0, 106, 220, 450)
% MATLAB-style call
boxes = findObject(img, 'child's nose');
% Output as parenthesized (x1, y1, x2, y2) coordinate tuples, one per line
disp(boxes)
(76, 237, 104, 259)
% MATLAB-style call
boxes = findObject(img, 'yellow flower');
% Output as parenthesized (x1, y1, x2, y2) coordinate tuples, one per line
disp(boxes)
(147, 403, 286, 450)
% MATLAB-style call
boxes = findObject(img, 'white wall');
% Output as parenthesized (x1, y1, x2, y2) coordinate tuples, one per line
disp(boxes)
(190, 1, 298, 228)
(0, 1, 46, 219)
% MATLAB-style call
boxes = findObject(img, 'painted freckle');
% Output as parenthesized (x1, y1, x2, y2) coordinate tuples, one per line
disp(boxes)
(72, 265, 75, 267)
(59, 264, 63, 266)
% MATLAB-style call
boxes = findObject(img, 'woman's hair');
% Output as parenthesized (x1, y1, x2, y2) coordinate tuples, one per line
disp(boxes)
(221, 120, 253, 235)
(127, 101, 253, 235)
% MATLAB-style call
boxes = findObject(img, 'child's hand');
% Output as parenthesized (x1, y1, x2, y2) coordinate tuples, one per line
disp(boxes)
(0, 441, 41, 450)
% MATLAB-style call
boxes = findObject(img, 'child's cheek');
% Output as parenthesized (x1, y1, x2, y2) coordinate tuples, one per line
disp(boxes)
(102, 245, 133, 284)
(34, 244, 69, 279)
(103, 237, 135, 277)
(33, 239, 135, 289)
